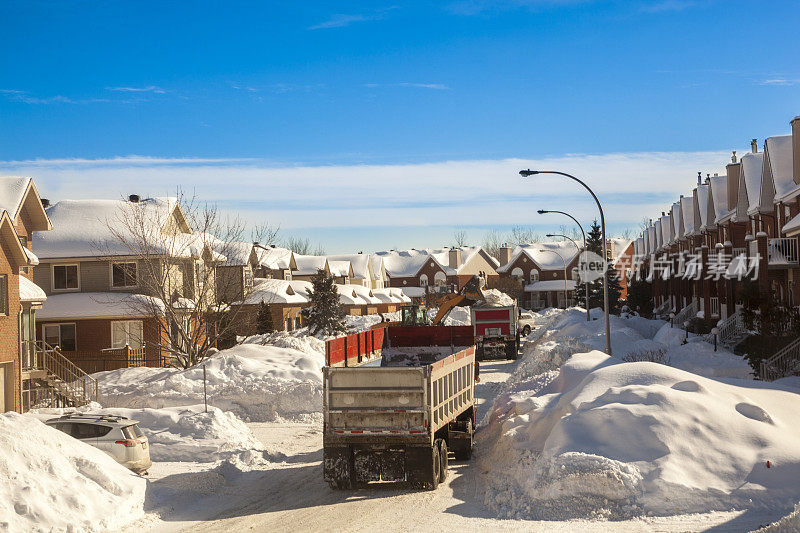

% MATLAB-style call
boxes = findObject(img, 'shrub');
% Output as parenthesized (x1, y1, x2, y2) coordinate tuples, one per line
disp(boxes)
(621, 348, 671, 366)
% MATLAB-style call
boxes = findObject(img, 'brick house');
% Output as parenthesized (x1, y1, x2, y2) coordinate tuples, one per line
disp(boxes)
(32, 197, 221, 368)
(376, 247, 499, 298)
(0, 176, 52, 413)
(495, 242, 582, 310)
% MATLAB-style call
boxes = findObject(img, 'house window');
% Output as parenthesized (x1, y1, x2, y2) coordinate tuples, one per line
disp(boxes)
(111, 262, 138, 288)
(244, 268, 253, 289)
(18, 235, 27, 248)
(511, 267, 524, 280)
(419, 274, 428, 287)
(434, 271, 447, 286)
(0, 275, 7, 315)
(53, 264, 79, 291)
(572, 268, 579, 281)
(295, 317, 302, 329)
(530, 270, 539, 282)
(43, 324, 76, 351)
(111, 320, 144, 349)
(285, 317, 293, 331)
(195, 262, 206, 285)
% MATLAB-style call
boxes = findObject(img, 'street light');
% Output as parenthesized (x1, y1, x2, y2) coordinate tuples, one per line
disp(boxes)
(522, 169, 612, 355)
(537, 249, 568, 310)
(539, 210, 589, 322)
(546, 233, 583, 319)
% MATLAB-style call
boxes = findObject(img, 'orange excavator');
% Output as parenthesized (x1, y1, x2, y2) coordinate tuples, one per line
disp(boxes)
(374, 275, 485, 328)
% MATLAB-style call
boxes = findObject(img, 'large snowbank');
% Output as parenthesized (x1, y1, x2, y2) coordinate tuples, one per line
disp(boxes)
(541, 307, 752, 379)
(95, 341, 325, 422)
(0, 412, 146, 532)
(756, 502, 800, 532)
(32, 404, 271, 463)
(480, 351, 800, 520)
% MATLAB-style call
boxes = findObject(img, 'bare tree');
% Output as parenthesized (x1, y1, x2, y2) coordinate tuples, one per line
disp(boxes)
(97, 190, 279, 368)
(453, 229, 468, 247)
(508, 225, 540, 245)
(283, 236, 325, 255)
(482, 229, 504, 260)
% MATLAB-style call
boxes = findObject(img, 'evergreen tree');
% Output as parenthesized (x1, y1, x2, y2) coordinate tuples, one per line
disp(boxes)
(256, 299, 274, 334)
(626, 278, 654, 317)
(575, 220, 622, 314)
(306, 269, 347, 336)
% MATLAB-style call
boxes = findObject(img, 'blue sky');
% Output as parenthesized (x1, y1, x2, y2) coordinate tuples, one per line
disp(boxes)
(1, 1, 799, 252)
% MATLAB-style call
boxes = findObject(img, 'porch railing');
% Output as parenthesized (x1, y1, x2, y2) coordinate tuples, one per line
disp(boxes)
(732, 247, 747, 258)
(703, 310, 746, 348)
(760, 336, 800, 381)
(709, 297, 720, 317)
(672, 299, 697, 326)
(33, 340, 99, 406)
(768, 237, 799, 266)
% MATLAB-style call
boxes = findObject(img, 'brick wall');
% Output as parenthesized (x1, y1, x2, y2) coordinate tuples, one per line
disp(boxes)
(0, 237, 21, 412)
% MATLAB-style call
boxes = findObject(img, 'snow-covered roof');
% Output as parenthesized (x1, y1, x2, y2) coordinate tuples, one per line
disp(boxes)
(654, 219, 663, 249)
(497, 241, 581, 273)
(326, 254, 371, 280)
(349, 284, 382, 305)
(35, 197, 190, 259)
(375, 246, 495, 278)
(369, 255, 385, 280)
(292, 254, 328, 276)
(647, 226, 656, 253)
(671, 202, 682, 241)
(328, 260, 353, 278)
(215, 241, 254, 267)
(709, 175, 730, 224)
(19, 276, 46, 303)
(255, 246, 293, 270)
(244, 278, 311, 305)
(766, 135, 797, 201)
(696, 183, 711, 229)
(740, 152, 764, 215)
(681, 195, 696, 236)
(524, 280, 577, 292)
(0, 177, 30, 219)
(659, 215, 672, 247)
(37, 292, 166, 320)
(370, 287, 409, 304)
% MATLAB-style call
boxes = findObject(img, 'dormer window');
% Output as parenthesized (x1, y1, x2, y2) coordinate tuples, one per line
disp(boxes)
(530, 270, 539, 282)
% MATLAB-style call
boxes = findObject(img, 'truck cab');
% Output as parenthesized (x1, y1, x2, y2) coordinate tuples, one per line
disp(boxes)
(401, 305, 429, 326)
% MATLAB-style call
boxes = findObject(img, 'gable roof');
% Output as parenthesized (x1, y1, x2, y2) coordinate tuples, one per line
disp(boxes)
(291, 254, 328, 276)
(682, 195, 696, 236)
(326, 254, 372, 280)
(497, 241, 582, 273)
(709, 175, 731, 224)
(255, 245, 293, 270)
(765, 135, 797, 202)
(34, 197, 190, 259)
(375, 246, 496, 278)
(739, 152, 765, 215)
(0, 212, 32, 267)
(0, 176, 52, 232)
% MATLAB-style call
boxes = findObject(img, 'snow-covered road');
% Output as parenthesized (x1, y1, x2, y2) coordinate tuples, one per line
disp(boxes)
(132, 352, 779, 533)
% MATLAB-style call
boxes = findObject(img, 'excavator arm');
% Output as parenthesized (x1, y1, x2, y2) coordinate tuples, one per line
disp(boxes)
(430, 275, 485, 325)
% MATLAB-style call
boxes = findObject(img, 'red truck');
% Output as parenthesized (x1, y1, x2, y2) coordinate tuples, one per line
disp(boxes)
(471, 305, 519, 360)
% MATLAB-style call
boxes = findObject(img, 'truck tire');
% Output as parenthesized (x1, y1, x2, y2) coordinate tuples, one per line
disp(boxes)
(506, 340, 518, 360)
(522, 325, 531, 336)
(438, 440, 449, 483)
(324, 446, 354, 490)
(475, 345, 484, 361)
(429, 445, 441, 490)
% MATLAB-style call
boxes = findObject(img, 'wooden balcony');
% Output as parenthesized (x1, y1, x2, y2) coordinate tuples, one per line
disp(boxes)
(767, 237, 799, 267)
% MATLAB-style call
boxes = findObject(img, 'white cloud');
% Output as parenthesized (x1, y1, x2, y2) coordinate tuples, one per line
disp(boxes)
(365, 82, 451, 90)
(759, 78, 800, 86)
(308, 6, 398, 30)
(106, 85, 166, 94)
(1, 151, 733, 241)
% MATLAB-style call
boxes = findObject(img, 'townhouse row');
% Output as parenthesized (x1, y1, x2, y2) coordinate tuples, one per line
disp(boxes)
(630, 115, 800, 330)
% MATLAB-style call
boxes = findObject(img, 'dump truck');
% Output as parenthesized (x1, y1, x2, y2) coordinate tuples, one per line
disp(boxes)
(471, 305, 519, 360)
(323, 325, 476, 490)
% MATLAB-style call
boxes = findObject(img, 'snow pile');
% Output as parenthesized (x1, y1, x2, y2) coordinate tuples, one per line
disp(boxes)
(95, 342, 325, 422)
(755, 502, 800, 532)
(33, 404, 271, 463)
(242, 329, 326, 356)
(345, 311, 400, 332)
(0, 412, 146, 532)
(540, 308, 751, 379)
(481, 289, 515, 307)
(480, 351, 800, 520)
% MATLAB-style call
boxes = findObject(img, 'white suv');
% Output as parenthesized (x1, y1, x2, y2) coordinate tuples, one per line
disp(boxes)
(46, 414, 152, 474)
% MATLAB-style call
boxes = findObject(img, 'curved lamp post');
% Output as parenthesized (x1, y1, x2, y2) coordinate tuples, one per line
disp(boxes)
(539, 210, 589, 322)
(537, 249, 568, 310)
(521, 169, 611, 355)
(546, 233, 585, 320)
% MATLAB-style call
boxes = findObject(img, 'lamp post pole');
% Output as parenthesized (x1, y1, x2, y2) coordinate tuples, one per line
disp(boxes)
(538, 249, 568, 309)
(539, 210, 589, 322)
(522, 169, 612, 355)
(546, 233, 583, 317)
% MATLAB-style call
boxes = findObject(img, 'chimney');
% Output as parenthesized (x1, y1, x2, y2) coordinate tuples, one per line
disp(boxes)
(731, 150, 737, 163)
(751, 139, 758, 153)
(41, 198, 50, 208)
(792, 116, 800, 185)
(448, 248, 462, 269)
(727, 155, 742, 212)
(498, 246, 513, 266)
(128, 194, 141, 203)
(697, 172, 701, 186)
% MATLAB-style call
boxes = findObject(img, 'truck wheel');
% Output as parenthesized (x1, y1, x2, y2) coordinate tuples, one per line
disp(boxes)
(438, 440, 449, 483)
(506, 340, 518, 360)
(522, 325, 531, 336)
(475, 345, 484, 361)
(429, 444, 441, 490)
